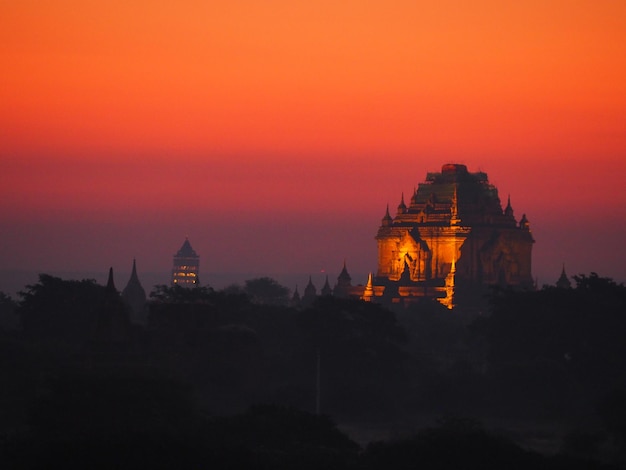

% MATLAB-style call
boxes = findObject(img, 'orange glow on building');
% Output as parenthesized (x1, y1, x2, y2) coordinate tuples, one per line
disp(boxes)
(372, 164, 534, 309)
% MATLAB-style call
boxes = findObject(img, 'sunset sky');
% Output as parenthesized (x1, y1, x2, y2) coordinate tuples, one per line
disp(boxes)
(1, 0, 625, 293)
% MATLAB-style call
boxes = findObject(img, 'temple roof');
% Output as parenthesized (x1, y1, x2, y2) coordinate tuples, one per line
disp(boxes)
(397, 192, 407, 214)
(380, 163, 520, 229)
(175, 238, 198, 258)
(504, 195, 514, 218)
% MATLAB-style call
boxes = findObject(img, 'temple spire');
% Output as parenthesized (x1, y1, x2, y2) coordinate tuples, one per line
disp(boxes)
(504, 195, 514, 219)
(397, 192, 407, 214)
(363, 272, 374, 301)
(337, 260, 352, 286)
(556, 264, 572, 289)
(382, 204, 393, 226)
(291, 285, 301, 306)
(106, 267, 116, 292)
(321, 275, 332, 296)
(122, 258, 147, 323)
(302, 275, 317, 306)
(129, 258, 139, 281)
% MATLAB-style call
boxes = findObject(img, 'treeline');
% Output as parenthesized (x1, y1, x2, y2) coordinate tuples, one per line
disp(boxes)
(1, 273, 626, 468)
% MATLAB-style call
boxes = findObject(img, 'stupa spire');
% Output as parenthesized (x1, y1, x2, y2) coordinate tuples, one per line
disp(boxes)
(504, 195, 514, 219)
(106, 267, 116, 292)
(337, 260, 352, 286)
(363, 272, 374, 301)
(397, 192, 407, 214)
(321, 275, 332, 296)
(291, 284, 301, 306)
(122, 258, 147, 322)
(556, 264, 572, 289)
(130, 258, 138, 279)
(382, 204, 393, 226)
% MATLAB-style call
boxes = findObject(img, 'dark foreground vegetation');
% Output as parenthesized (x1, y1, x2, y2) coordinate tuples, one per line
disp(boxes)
(1, 273, 625, 468)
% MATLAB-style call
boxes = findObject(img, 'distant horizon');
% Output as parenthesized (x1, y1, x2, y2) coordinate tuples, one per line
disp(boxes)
(0, 268, 373, 300)
(2, 262, 620, 301)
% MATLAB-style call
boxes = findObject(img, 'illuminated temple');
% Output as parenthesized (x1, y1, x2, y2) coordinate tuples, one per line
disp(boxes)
(171, 238, 200, 287)
(367, 163, 534, 309)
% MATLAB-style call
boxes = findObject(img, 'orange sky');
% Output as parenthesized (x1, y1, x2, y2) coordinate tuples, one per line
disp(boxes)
(1, 0, 625, 290)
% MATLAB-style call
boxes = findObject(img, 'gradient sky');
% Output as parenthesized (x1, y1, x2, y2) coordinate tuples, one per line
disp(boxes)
(1, 0, 625, 292)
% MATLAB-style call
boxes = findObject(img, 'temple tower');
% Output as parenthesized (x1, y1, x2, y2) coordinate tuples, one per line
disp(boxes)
(171, 238, 200, 287)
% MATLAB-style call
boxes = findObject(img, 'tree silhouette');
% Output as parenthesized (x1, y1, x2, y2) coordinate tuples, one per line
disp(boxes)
(0, 291, 18, 330)
(473, 273, 626, 418)
(18, 274, 107, 348)
(244, 277, 291, 306)
(298, 297, 408, 417)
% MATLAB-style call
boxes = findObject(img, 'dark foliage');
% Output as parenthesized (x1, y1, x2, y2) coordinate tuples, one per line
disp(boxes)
(298, 297, 409, 417)
(365, 418, 618, 470)
(472, 273, 626, 418)
(32, 372, 198, 437)
(145, 290, 411, 417)
(201, 405, 360, 469)
(4, 396, 359, 470)
(0, 291, 18, 330)
(149, 283, 215, 303)
(244, 277, 291, 306)
(18, 274, 108, 348)
(4, 271, 626, 469)
(597, 389, 626, 442)
(365, 424, 538, 470)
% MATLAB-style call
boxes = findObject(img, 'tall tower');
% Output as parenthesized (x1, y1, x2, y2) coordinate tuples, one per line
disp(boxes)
(171, 238, 200, 287)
